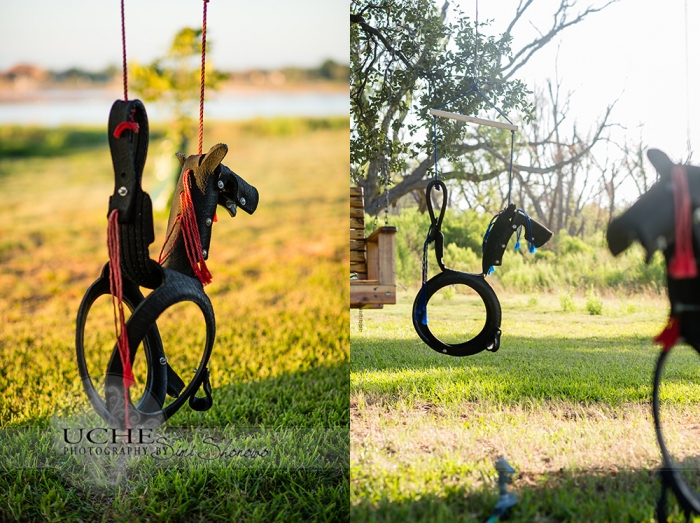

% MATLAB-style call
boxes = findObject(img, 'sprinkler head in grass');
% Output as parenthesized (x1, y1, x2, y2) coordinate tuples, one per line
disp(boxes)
(487, 458, 517, 522)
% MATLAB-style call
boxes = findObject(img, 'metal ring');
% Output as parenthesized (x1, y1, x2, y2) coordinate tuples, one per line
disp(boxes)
(412, 269, 502, 357)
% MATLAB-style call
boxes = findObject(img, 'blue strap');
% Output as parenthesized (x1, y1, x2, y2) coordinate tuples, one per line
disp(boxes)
(516, 209, 537, 254)
(415, 282, 429, 325)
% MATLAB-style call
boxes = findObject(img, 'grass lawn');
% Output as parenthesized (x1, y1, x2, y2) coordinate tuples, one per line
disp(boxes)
(351, 290, 700, 522)
(0, 118, 349, 522)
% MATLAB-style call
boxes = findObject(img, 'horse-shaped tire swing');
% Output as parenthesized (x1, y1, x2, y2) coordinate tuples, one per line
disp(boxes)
(607, 149, 700, 521)
(412, 179, 552, 356)
(412, 78, 553, 357)
(75, 100, 258, 429)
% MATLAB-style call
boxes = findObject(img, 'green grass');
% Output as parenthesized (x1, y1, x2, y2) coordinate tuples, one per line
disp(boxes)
(351, 292, 700, 522)
(0, 119, 350, 522)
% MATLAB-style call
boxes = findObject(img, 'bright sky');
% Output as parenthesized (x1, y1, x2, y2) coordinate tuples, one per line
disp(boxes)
(0, 0, 349, 71)
(450, 0, 700, 171)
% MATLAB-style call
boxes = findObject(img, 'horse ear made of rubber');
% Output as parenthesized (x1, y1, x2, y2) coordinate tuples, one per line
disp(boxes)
(75, 0, 259, 429)
(413, 66, 552, 357)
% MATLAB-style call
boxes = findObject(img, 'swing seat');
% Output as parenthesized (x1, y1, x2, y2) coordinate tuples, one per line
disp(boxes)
(350, 187, 397, 309)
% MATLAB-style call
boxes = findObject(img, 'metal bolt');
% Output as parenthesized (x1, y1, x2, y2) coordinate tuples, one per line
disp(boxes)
(227, 201, 236, 209)
(159, 357, 167, 366)
(443, 349, 447, 353)
(239, 197, 246, 206)
(217, 180, 225, 190)
(205, 218, 212, 226)
(202, 249, 208, 259)
(512, 224, 517, 230)
(118, 186, 128, 197)
(501, 244, 506, 248)
(495, 260, 500, 264)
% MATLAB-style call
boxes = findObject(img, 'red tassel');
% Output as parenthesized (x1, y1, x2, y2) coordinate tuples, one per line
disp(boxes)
(179, 170, 212, 285)
(668, 166, 697, 279)
(107, 209, 134, 428)
(113, 109, 140, 139)
(654, 317, 681, 352)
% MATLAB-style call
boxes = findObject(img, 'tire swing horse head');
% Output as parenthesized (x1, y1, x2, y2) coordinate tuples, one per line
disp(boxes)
(607, 148, 700, 341)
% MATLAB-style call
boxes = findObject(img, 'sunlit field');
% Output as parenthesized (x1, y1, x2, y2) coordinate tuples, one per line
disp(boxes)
(351, 291, 700, 522)
(0, 118, 349, 522)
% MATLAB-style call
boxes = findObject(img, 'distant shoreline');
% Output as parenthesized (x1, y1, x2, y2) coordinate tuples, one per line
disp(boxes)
(0, 82, 348, 104)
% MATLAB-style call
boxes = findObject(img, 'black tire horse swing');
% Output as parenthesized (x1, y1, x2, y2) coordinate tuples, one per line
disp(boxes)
(75, 0, 259, 429)
(608, 149, 700, 522)
(412, 81, 552, 357)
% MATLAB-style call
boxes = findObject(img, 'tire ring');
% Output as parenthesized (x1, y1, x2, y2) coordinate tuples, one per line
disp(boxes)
(76, 264, 215, 427)
(652, 347, 700, 515)
(412, 269, 502, 357)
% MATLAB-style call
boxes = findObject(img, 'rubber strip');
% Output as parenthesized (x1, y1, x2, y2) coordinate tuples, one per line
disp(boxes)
(412, 269, 502, 357)
(76, 263, 215, 428)
(652, 345, 700, 516)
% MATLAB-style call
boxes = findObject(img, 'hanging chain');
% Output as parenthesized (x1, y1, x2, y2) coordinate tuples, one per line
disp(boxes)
(385, 183, 390, 226)
(358, 309, 363, 332)
(120, 0, 128, 101)
(381, 143, 391, 226)
(198, 0, 210, 155)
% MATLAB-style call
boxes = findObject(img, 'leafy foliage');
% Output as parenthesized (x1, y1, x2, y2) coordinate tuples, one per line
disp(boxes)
(351, 0, 532, 214)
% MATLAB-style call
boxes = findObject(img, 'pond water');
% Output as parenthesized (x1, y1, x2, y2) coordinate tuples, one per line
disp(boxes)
(0, 89, 349, 125)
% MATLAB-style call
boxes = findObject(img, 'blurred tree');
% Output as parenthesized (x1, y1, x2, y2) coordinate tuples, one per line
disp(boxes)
(351, 0, 616, 217)
(130, 27, 227, 209)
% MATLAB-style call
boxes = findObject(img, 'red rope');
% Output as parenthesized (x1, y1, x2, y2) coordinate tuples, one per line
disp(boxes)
(113, 109, 139, 138)
(158, 214, 182, 264)
(668, 165, 697, 279)
(120, 0, 128, 101)
(107, 210, 134, 428)
(198, 0, 209, 155)
(180, 170, 212, 284)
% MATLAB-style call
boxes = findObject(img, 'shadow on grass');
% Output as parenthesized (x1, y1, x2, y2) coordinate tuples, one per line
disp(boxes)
(0, 363, 349, 522)
(352, 466, 674, 522)
(171, 361, 350, 428)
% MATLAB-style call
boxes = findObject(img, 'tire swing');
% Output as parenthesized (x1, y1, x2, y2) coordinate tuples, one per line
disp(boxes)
(608, 149, 700, 522)
(75, 0, 259, 429)
(413, 178, 502, 356)
(413, 80, 552, 357)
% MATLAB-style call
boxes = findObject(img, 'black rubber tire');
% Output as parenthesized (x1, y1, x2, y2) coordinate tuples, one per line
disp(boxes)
(76, 264, 215, 428)
(412, 269, 502, 357)
(652, 347, 700, 515)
